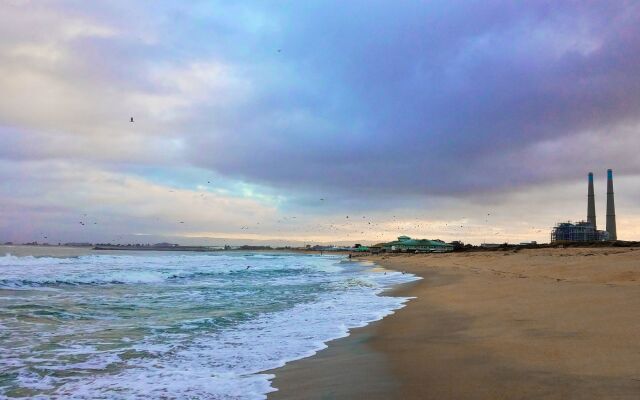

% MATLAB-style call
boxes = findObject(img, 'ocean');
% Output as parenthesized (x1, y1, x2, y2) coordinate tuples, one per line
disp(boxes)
(0, 251, 418, 399)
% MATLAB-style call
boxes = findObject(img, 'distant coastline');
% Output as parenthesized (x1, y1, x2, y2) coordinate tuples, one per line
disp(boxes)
(92, 244, 220, 252)
(5, 239, 640, 255)
(0, 244, 352, 258)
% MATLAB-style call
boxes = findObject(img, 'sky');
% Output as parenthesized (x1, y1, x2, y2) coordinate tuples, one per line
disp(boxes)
(2, 0, 640, 246)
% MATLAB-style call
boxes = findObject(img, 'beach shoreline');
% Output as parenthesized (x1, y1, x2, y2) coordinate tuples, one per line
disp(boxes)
(270, 247, 640, 399)
(4, 246, 639, 398)
(0, 247, 413, 399)
(267, 264, 420, 400)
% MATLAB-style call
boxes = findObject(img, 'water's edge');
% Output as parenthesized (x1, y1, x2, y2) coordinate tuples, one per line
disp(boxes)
(1, 252, 420, 399)
(264, 259, 422, 398)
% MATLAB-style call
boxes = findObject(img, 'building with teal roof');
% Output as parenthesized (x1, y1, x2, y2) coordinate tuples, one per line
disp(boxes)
(382, 236, 454, 253)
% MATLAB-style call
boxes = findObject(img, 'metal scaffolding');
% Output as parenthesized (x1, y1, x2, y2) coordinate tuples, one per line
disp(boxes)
(551, 221, 609, 242)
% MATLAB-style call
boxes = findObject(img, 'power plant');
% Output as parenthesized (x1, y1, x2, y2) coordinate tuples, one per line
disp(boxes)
(551, 170, 617, 242)
(606, 169, 617, 240)
(587, 172, 596, 229)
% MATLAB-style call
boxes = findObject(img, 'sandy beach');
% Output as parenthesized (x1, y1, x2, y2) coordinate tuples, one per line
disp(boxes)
(271, 247, 640, 399)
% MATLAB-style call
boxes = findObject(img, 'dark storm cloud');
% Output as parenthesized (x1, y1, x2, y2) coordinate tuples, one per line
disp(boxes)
(2, 1, 640, 199)
(5, 1, 640, 244)
(183, 0, 640, 195)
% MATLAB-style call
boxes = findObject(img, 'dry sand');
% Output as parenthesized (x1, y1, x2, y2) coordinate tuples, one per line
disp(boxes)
(271, 247, 640, 399)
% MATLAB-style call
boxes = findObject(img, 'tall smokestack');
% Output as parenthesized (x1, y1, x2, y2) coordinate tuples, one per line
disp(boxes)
(606, 169, 617, 240)
(587, 172, 596, 229)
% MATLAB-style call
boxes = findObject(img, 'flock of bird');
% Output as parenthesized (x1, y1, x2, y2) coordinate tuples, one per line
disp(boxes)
(40, 189, 545, 244)
(33, 117, 546, 244)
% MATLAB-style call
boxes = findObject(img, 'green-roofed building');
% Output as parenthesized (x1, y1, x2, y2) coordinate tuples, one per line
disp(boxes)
(352, 246, 370, 252)
(382, 236, 454, 253)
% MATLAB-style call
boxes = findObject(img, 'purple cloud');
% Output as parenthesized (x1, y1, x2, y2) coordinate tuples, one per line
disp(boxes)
(178, 1, 640, 194)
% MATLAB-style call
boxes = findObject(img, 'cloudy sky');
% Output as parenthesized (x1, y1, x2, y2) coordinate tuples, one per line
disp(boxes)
(2, 0, 640, 246)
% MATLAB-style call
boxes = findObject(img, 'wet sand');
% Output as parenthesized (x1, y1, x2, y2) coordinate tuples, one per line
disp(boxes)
(268, 321, 399, 400)
(270, 248, 640, 399)
(0, 245, 95, 257)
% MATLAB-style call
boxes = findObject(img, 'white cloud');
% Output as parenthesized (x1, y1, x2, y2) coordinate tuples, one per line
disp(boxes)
(0, 160, 278, 243)
(1, 1, 640, 245)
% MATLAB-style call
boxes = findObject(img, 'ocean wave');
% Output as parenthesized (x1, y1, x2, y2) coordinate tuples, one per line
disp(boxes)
(1, 253, 419, 399)
(0, 253, 346, 288)
(19, 281, 417, 399)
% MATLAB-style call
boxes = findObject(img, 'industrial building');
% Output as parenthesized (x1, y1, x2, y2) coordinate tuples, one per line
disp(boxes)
(551, 221, 609, 242)
(382, 236, 454, 253)
(551, 170, 616, 243)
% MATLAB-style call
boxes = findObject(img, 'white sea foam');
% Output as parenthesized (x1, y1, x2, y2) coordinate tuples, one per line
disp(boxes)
(1, 253, 419, 399)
